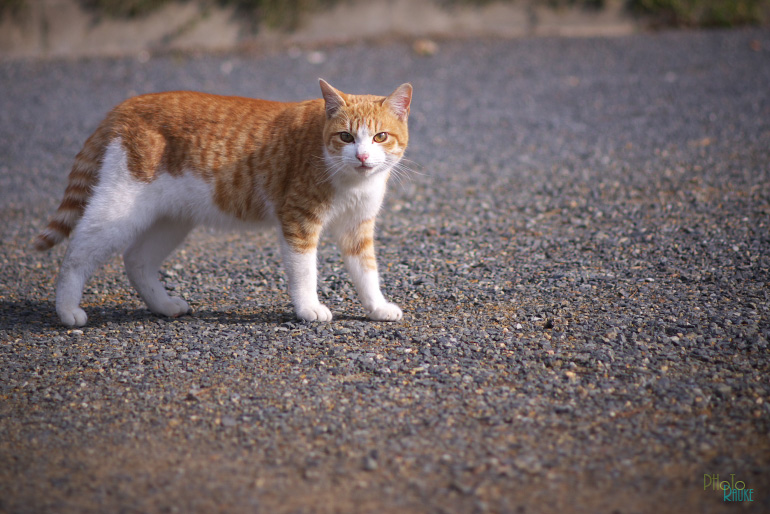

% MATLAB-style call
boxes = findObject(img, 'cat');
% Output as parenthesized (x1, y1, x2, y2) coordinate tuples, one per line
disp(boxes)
(34, 79, 412, 327)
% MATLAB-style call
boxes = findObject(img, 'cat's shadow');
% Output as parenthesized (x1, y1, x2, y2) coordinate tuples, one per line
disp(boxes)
(190, 308, 369, 326)
(1, 299, 65, 330)
(0, 299, 368, 331)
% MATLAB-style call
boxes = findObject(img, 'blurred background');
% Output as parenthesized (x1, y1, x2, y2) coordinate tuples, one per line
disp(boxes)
(1, 0, 769, 59)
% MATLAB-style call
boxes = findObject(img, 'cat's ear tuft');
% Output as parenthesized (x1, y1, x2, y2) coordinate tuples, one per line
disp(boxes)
(319, 79, 346, 119)
(383, 83, 412, 122)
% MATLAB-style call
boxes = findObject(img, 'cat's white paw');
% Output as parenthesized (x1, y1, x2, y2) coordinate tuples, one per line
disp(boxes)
(296, 303, 333, 322)
(367, 302, 403, 321)
(152, 297, 191, 318)
(58, 306, 88, 327)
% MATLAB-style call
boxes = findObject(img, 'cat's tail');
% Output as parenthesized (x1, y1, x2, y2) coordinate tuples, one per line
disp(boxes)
(34, 122, 112, 251)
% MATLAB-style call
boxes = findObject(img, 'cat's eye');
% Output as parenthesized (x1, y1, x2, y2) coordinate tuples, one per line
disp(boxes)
(339, 132, 354, 143)
(373, 132, 388, 143)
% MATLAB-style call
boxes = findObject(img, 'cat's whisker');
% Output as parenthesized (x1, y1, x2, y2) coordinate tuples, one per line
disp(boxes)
(394, 158, 425, 176)
(388, 170, 407, 189)
(319, 155, 350, 184)
(391, 163, 415, 179)
(387, 166, 413, 191)
(384, 158, 423, 190)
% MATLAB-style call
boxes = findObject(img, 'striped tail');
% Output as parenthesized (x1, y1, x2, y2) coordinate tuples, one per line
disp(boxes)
(34, 123, 111, 251)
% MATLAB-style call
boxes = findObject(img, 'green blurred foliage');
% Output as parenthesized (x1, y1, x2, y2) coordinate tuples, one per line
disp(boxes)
(222, 0, 337, 30)
(76, 0, 339, 30)
(80, 0, 174, 18)
(1, 0, 767, 28)
(628, 0, 769, 27)
(0, 0, 26, 16)
(439, 0, 606, 8)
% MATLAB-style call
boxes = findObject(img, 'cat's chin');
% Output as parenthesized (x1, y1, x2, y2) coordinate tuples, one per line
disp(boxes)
(355, 164, 378, 176)
(338, 163, 386, 180)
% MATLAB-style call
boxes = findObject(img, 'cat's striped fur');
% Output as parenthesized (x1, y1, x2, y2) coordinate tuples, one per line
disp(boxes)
(36, 79, 412, 327)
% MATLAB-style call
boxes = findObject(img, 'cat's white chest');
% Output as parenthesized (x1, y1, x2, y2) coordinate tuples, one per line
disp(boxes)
(326, 171, 389, 233)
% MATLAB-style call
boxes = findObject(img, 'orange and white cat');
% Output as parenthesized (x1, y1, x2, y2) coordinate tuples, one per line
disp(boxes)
(35, 79, 412, 327)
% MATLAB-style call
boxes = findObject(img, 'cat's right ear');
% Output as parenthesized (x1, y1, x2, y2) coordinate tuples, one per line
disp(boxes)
(319, 79, 346, 119)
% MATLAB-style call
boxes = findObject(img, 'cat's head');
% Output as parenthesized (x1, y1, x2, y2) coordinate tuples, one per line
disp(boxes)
(320, 79, 411, 180)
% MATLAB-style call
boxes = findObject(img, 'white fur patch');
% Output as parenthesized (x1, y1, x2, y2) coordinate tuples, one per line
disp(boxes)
(87, 140, 276, 236)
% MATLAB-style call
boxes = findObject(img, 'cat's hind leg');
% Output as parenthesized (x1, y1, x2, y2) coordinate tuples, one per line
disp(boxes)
(55, 212, 147, 327)
(123, 218, 193, 318)
(56, 232, 117, 327)
(53, 139, 164, 326)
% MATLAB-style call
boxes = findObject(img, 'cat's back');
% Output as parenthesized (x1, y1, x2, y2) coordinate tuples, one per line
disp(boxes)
(100, 91, 326, 183)
(111, 90, 315, 129)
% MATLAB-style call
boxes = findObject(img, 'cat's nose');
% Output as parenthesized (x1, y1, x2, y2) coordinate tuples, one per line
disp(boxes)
(356, 153, 369, 164)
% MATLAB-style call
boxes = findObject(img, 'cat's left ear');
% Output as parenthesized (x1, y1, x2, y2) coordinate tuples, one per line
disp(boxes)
(383, 83, 412, 122)
(319, 78, 347, 119)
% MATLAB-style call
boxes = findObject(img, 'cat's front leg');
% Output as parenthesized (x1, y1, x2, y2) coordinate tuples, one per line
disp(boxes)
(339, 219, 402, 322)
(279, 224, 332, 322)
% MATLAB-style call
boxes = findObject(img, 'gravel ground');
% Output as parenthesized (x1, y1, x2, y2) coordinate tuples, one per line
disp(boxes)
(1, 29, 769, 513)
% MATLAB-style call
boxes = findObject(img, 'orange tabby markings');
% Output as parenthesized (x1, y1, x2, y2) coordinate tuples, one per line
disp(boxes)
(34, 124, 111, 251)
(340, 219, 377, 271)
